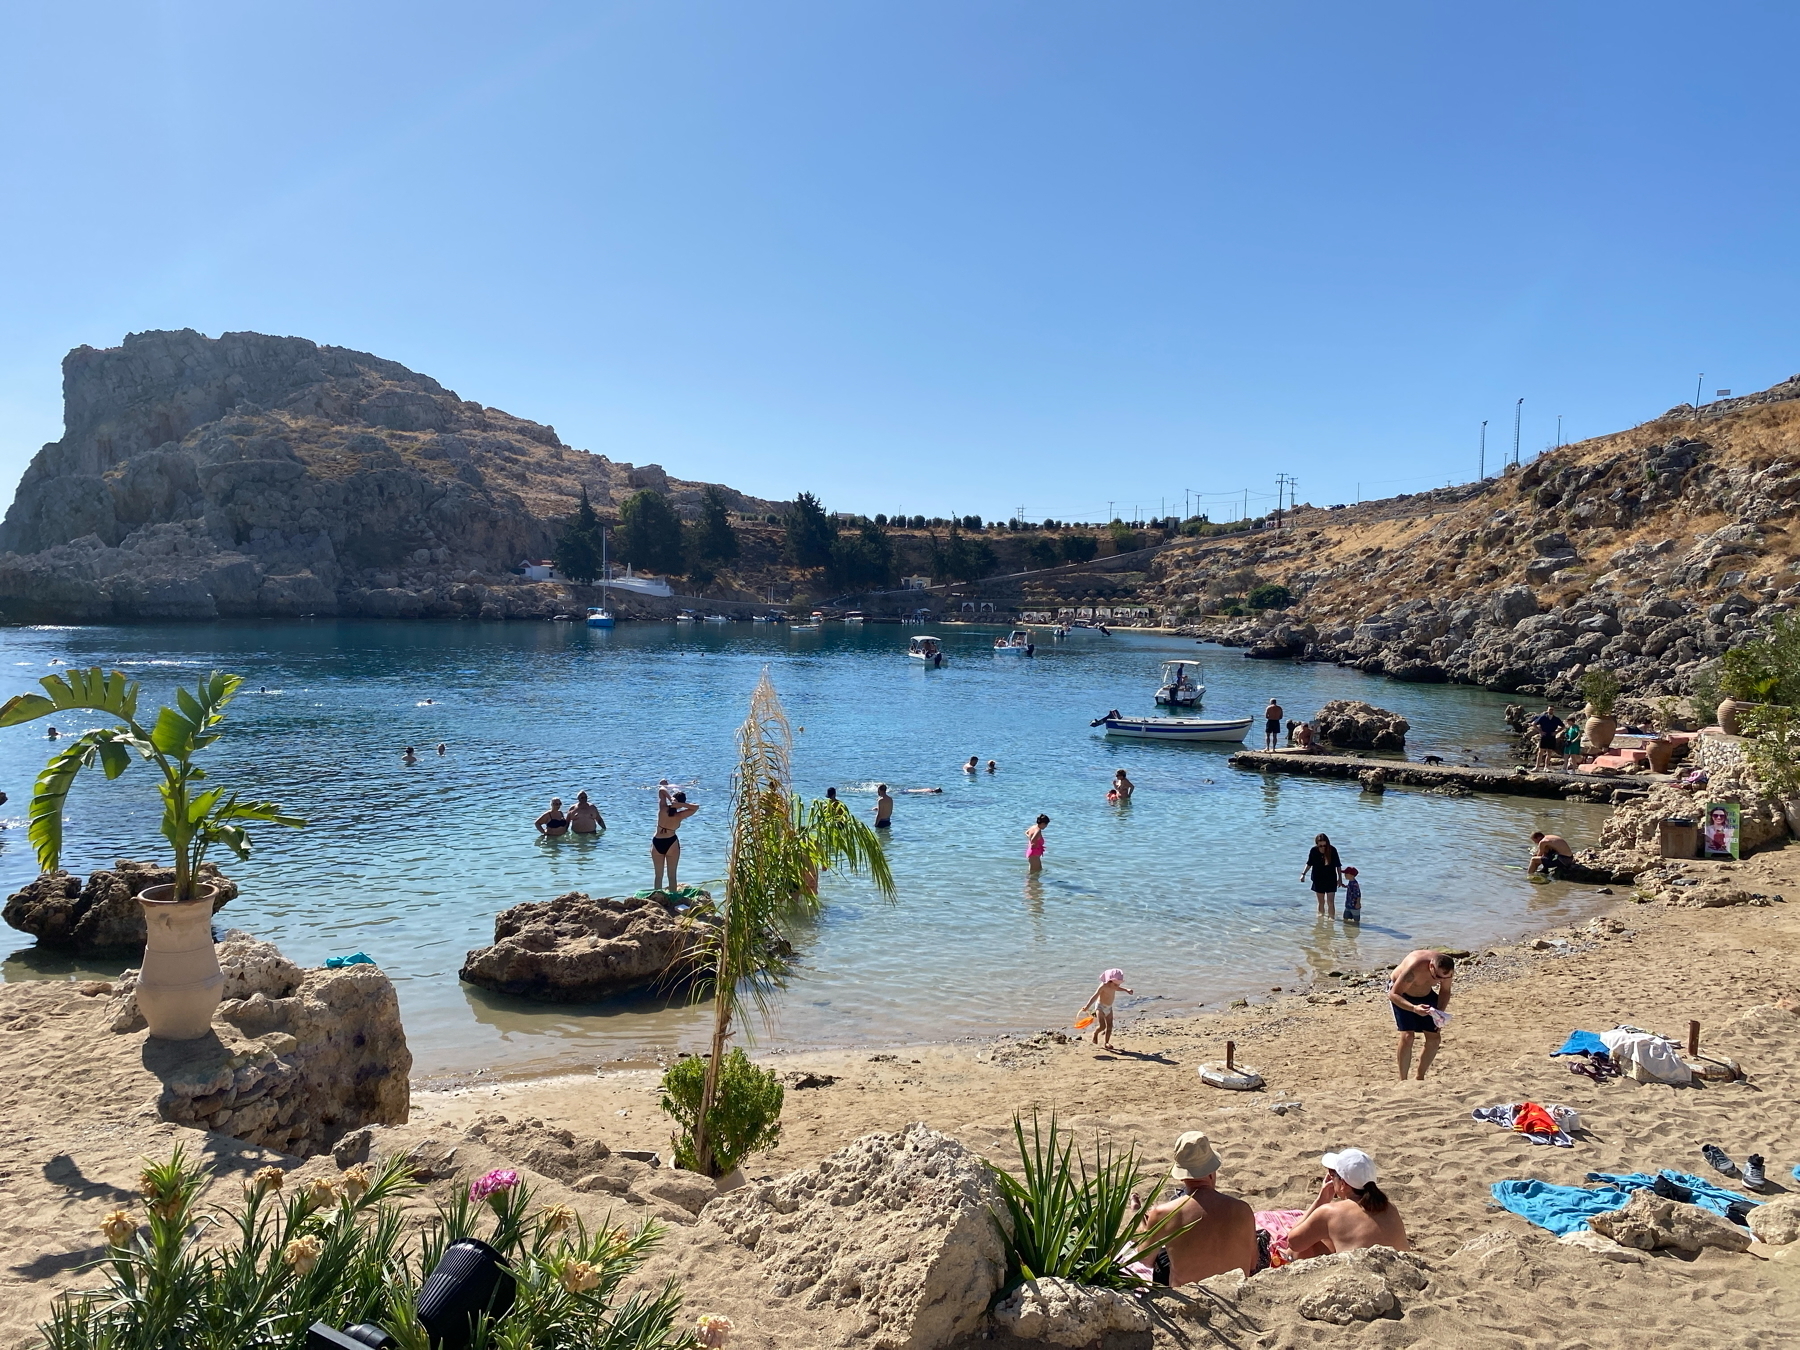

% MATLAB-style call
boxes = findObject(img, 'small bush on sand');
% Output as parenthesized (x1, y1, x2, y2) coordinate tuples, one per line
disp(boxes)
(660, 1049, 784, 1178)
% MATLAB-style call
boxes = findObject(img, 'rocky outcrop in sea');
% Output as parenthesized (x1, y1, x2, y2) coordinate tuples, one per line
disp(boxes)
(4, 860, 238, 954)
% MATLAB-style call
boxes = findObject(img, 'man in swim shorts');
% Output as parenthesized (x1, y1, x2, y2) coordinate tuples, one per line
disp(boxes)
(874, 784, 893, 827)
(1263, 699, 1284, 750)
(1388, 949, 1454, 1080)
(567, 791, 605, 834)
(1527, 831, 1574, 878)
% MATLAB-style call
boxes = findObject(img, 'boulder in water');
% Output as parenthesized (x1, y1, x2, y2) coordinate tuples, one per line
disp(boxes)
(458, 891, 708, 1002)
(4, 860, 237, 955)
(1315, 700, 1410, 751)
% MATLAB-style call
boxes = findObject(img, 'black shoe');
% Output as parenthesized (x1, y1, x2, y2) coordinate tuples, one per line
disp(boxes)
(1744, 1154, 1767, 1189)
(1702, 1144, 1738, 1177)
(1653, 1174, 1694, 1203)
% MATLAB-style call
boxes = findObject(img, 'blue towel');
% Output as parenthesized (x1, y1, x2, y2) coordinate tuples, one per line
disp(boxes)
(324, 951, 376, 968)
(1491, 1179, 1636, 1235)
(1585, 1170, 1758, 1220)
(1551, 1030, 1608, 1057)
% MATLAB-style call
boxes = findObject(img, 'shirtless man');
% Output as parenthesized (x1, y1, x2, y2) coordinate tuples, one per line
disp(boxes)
(1285, 1149, 1410, 1259)
(1389, 949, 1455, 1080)
(963, 755, 980, 774)
(1528, 831, 1574, 878)
(567, 791, 605, 834)
(1263, 699, 1284, 750)
(874, 784, 894, 828)
(1135, 1131, 1259, 1285)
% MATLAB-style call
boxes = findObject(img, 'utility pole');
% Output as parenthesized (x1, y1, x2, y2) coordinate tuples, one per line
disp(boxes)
(1107, 500, 1114, 524)
(1694, 373, 1704, 423)
(1556, 414, 1563, 449)
(1512, 398, 1524, 467)
(1479, 420, 1487, 481)
(1274, 473, 1294, 533)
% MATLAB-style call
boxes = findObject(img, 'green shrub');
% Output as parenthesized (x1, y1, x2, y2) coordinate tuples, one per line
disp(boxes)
(1246, 582, 1292, 610)
(660, 1049, 784, 1177)
(986, 1111, 1173, 1294)
(1578, 667, 1621, 717)
(45, 1148, 694, 1350)
(1058, 533, 1099, 564)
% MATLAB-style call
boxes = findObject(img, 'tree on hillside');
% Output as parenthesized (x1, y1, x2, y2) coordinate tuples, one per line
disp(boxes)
(617, 488, 685, 573)
(827, 520, 896, 591)
(784, 491, 837, 569)
(553, 487, 606, 584)
(691, 485, 741, 567)
(930, 528, 998, 583)
(1025, 537, 1061, 569)
(1058, 533, 1099, 564)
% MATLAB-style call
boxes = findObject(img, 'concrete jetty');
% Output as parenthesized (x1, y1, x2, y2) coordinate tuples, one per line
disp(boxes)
(1227, 749, 1656, 803)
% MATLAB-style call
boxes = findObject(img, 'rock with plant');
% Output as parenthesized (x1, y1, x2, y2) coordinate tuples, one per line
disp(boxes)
(4, 858, 239, 955)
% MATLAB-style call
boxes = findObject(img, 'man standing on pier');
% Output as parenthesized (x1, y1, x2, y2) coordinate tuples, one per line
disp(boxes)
(1530, 705, 1564, 770)
(1264, 698, 1284, 750)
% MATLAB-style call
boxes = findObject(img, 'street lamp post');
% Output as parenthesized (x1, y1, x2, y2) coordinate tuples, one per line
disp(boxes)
(1512, 398, 1524, 467)
(1480, 420, 1487, 480)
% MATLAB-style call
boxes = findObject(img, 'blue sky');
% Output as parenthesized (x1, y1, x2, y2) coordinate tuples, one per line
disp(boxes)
(2, 2, 1796, 525)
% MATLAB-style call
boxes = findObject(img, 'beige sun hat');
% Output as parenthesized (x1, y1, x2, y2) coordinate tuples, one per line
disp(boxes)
(1169, 1130, 1221, 1180)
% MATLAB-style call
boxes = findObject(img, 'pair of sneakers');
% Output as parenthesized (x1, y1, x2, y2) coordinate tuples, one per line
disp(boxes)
(1702, 1143, 1768, 1189)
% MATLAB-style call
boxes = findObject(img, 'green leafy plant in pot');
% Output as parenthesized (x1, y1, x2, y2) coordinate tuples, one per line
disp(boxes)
(0, 669, 304, 1039)
(1577, 667, 1621, 753)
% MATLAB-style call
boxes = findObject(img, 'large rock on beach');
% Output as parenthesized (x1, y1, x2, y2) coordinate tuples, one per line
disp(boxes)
(111, 929, 411, 1157)
(3, 859, 237, 954)
(458, 890, 708, 1002)
(1314, 699, 1409, 751)
(1587, 1192, 1752, 1254)
(1748, 1196, 1800, 1246)
(1195, 1246, 1431, 1326)
(991, 1278, 1150, 1344)
(1593, 758, 1791, 876)
(702, 1122, 1008, 1350)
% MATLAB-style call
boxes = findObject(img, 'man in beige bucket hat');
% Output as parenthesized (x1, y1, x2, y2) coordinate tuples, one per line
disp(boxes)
(1134, 1130, 1258, 1285)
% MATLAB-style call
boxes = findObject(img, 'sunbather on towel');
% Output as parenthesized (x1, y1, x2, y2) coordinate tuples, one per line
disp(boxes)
(1285, 1149, 1411, 1260)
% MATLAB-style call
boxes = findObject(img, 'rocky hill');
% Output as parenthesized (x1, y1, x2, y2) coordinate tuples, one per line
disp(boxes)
(0, 329, 781, 621)
(1149, 374, 1800, 702)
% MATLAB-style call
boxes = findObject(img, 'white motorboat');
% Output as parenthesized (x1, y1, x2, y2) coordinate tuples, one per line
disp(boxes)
(993, 629, 1034, 655)
(675, 610, 697, 622)
(703, 614, 730, 623)
(908, 634, 947, 667)
(1154, 660, 1204, 708)
(1089, 711, 1251, 742)
(843, 611, 866, 623)
(792, 621, 822, 631)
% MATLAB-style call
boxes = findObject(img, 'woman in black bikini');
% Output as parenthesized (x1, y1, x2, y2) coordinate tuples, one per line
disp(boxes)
(1301, 832, 1342, 917)
(652, 791, 700, 892)
(535, 797, 570, 838)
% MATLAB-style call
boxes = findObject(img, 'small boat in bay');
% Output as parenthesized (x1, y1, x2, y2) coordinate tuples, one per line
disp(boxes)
(1089, 711, 1251, 742)
(908, 634, 947, 667)
(993, 629, 1034, 655)
(1154, 660, 1204, 708)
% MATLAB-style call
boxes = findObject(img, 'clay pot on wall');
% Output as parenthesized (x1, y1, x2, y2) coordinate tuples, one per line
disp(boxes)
(1646, 738, 1677, 774)
(135, 883, 223, 1040)
(1717, 699, 1746, 736)
(1584, 713, 1618, 754)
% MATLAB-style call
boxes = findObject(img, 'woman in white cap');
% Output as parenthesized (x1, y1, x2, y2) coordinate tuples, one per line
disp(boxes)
(1285, 1148, 1410, 1260)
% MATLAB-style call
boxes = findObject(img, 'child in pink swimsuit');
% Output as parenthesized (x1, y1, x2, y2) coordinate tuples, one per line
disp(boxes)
(1025, 814, 1050, 871)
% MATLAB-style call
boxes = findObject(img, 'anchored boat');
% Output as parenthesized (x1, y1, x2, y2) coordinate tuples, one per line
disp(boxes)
(1090, 711, 1252, 742)
(993, 629, 1035, 655)
(1154, 660, 1204, 708)
(908, 634, 947, 667)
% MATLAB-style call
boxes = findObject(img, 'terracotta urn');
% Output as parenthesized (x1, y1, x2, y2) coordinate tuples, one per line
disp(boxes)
(1716, 698, 1746, 736)
(1583, 712, 1618, 754)
(1646, 737, 1677, 774)
(135, 883, 223, 1040)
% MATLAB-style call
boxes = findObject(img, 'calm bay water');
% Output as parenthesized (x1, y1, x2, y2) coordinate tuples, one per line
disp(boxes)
(0, 620, 1612, 1074)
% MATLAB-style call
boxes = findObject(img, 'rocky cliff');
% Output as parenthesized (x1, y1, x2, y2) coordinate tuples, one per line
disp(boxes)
(0, 329, 779, 621)
(1150, 375, 1800, 701)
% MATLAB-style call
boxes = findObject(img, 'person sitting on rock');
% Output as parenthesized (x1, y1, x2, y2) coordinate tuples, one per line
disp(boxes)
(1134, 1131, 1259, 1285)
(1294, 721, 1317, 752)
(1283, 1149, 1410, 1260)
(1528, 831, 1574, 878)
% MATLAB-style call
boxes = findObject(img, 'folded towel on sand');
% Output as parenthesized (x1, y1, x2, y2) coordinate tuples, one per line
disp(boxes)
(1551, 1030, 1608, 1056)
(1493, 1170, 1758, 1235)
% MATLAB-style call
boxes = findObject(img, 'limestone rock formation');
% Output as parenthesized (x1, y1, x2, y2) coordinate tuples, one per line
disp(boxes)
(458, 891, 709, 1002)
(113, 930, 411, 1157)
(0, 330, 778, 623)
(1314, 700, 1409, 751)
(702, 1123, 1008, 1350)
(1587, 1192, 1752, 1254)
(1196, 1246, 1431, 1326)
(990, 1278, 1150, 1345)
(1748, 1196, 1800, 1246)
(4, 860, 237, 954)
(1593, 760, 1790, 876)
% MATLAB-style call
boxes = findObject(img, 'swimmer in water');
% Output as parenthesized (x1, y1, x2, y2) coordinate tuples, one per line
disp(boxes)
(436, 743, 446, 755)
(1110, 769, 1134, 801)
(402, 746, 418, 765)
(567, 790, 605, 834)
(46, 726, 59, 740)
(825, 786, 838, 801)
(986, 760, 998, 774)
(964, 756, 980, 774)
(653, 792, 700, 891)
(536, 797, 570, 838)
(902, 787, 943, 794)
(875, 784, 893, 827)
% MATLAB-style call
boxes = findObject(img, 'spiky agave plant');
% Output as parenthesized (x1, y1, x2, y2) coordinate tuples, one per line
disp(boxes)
(681, 670, 894, 1176)
(0, 667, 303, 900)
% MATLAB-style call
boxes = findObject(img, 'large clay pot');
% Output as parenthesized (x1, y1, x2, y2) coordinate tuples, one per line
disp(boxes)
(1584, 714, 1618, 754)
(1717, 698, 1745, 736)
(135, 883, 223, 1040)
(1646, 737, 1677, 774)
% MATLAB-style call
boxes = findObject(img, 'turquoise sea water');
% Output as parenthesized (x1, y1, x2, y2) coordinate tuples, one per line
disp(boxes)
(0, 621, 1612, 1074)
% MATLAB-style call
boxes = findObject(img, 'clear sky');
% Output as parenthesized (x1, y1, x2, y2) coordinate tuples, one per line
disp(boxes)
(2, 2, 1797, 526)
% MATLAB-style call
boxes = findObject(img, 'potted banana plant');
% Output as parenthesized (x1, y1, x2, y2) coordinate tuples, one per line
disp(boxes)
(0, 669, 303, 1039)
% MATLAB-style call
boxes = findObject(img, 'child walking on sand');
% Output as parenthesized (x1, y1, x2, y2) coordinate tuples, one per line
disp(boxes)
(1080, 968, 1134, 1049)
(1342, 867, 1363, 924)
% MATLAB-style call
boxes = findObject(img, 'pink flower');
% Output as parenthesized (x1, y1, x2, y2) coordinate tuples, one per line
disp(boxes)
(470, 1169, 520, 1202)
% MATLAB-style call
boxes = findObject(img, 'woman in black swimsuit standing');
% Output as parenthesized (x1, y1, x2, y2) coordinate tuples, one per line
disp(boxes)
(1301, 832, 1342, 918)
(652, 791, 700, 892)
(535, 797, 570, 838)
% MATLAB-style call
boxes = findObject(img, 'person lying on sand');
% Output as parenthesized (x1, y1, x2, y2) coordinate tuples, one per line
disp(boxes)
(1285, 1149, 1410, 1259)
(1389, 949, 1455, 1080)
(1135, 1131, 1259, 1285)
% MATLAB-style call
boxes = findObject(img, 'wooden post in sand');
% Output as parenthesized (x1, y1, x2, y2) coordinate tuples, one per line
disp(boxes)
(1225, 1040, 1236, 1071)
(1688, 1021, 1701, 1056)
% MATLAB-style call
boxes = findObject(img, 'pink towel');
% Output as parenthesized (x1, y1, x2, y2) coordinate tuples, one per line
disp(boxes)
(1254, 1209, 1307, 1264)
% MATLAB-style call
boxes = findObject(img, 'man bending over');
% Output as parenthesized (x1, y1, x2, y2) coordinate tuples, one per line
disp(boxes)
(1388, 949, 1455, 1080)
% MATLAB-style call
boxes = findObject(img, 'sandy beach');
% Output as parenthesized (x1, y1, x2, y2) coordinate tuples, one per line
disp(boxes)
(2, 835, 1797, 1348)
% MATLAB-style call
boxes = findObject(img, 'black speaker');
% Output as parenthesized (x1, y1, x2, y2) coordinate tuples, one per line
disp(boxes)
(417, 1238, 517, 1349)
(306, 1324, 394, 1350)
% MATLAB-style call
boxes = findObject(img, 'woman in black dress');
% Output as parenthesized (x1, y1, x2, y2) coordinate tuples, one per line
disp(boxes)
(1302, 833, 1342, 918)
